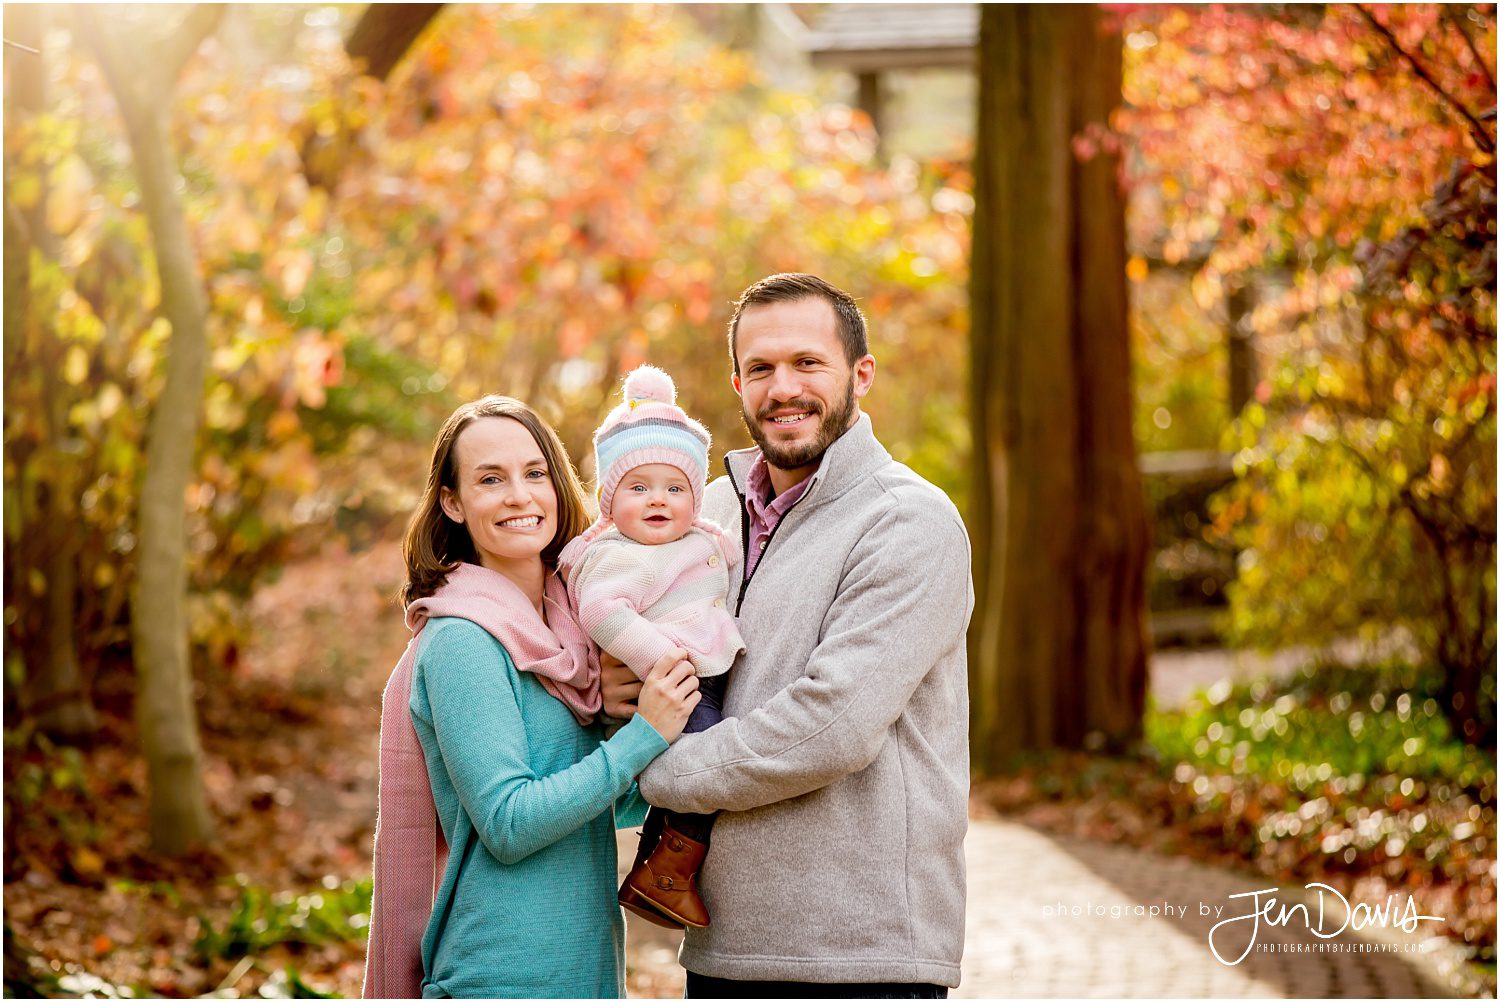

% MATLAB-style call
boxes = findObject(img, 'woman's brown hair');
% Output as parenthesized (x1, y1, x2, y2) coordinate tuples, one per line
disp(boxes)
(401, 396, 591, 605)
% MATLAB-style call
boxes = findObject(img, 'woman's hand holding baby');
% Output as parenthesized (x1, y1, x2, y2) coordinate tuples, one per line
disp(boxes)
(636, 648, 699, 743)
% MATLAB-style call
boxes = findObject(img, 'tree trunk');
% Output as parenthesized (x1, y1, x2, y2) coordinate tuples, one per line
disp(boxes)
(343, 3, 444, 81)
(301, 4, 444, 189)
(5, 5, 98, 742)
(1227, 278, 1256, 415)
(968, 5, 1150, 772)
(129, 104, 215, 851)
(84, 5, 224, 854)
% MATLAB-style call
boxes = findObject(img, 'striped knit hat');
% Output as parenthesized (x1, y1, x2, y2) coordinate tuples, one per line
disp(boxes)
(593, 365, 710, 519)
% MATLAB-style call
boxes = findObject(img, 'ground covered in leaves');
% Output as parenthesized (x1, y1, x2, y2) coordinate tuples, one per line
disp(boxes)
(5, 543, 407, 1000)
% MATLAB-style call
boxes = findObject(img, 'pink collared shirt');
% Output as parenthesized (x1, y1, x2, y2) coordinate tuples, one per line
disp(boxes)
(743, 454, 817, 577)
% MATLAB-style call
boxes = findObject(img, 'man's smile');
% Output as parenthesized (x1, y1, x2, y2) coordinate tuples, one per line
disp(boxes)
(762, 406, 819, 429)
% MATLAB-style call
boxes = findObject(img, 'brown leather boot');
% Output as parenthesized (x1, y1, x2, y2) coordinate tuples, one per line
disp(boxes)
(618, 820, 682, 930)
(619, 822, 711, 928)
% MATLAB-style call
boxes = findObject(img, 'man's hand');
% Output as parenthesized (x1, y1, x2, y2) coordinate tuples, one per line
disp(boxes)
(601, 652, 645, 719)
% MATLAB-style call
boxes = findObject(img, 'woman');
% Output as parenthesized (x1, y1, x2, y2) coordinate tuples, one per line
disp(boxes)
(364, 396, 700, 999)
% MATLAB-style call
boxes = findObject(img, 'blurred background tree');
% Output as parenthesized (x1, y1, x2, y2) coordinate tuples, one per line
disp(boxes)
(81, 3, 226, 854)
(1123, 4, 1497, 747)
(968, 4, 1149, 768)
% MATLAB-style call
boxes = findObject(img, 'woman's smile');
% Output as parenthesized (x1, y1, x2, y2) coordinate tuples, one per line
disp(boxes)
(439, 416, 561, 573)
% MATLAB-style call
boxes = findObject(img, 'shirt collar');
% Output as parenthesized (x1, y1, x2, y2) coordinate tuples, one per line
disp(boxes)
(724, 412, 886, 510)
(745, 452, 817, 517)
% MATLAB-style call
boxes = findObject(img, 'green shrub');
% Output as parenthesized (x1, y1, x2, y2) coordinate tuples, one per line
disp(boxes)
(193, 876, 371, 961)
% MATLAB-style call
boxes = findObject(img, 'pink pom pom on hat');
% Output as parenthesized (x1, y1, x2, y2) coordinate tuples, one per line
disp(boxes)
(592, 365, 711, 519)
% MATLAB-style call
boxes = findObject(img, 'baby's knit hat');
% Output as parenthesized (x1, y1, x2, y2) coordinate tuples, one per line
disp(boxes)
(593, 365, 711, 519)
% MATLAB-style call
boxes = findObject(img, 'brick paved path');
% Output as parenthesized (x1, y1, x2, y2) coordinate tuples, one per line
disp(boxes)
(956, 820, 1475, 999)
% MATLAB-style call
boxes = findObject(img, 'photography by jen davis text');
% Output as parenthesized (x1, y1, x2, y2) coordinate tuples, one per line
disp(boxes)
(1042, 885, 1444, 968)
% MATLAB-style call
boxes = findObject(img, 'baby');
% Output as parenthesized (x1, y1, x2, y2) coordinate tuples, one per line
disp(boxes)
(558, 365, 744, 931)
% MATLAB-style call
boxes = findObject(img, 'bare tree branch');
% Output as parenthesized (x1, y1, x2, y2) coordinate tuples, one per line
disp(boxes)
(1355, 4, 1496, 153)
(344, 3, 443, 81)
(299, 4, 444, 190)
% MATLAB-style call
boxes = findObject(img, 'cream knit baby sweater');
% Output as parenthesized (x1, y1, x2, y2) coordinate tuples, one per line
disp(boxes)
(562, 524, 745, 680)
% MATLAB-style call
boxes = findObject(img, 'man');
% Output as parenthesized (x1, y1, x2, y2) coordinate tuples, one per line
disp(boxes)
(604, 273, 973, 998)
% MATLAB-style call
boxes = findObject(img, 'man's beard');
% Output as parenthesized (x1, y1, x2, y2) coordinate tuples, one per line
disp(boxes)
(742, 376, 857, 472)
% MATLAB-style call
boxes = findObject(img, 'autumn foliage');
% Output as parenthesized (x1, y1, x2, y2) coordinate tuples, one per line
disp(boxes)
(4, 4, 971, 694)
(1, 2, 1496, 996)
(1123, 4, 1497, 745)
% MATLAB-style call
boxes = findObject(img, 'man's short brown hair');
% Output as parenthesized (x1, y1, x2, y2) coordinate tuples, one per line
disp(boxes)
(727, 273, 869, 375)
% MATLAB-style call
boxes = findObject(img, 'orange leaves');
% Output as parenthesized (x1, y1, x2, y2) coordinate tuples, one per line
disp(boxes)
(271, 249, 315, 301)
(1122, 4, 1495, 284)
(557, 317, 590, 359)
(287, 331, 344, 410)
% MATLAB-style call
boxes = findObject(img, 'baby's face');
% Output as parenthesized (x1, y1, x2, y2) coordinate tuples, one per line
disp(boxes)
(612, 463, 695, 545)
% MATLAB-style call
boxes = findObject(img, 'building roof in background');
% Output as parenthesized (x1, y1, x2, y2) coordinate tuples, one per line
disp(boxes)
(804, 3, 977, 72)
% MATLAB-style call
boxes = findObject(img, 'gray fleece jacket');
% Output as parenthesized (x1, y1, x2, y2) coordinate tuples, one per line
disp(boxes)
(638, 412, 973, 987)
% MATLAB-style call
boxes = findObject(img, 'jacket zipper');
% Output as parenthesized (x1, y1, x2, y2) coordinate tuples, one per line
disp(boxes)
(727, 457, 815, 615)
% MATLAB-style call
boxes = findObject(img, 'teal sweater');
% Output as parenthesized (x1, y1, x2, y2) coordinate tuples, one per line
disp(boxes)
(409, 617, 668, 999)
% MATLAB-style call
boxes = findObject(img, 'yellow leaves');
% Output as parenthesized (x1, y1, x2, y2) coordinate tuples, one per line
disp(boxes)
(483, 140, 513, 175)
(96, 383, 124, 421)
(300, 188, 330, 233)
(203, 382, 246, 434)
(46, 155, 94, 235)
(10, 172, 42, 210)
(130, 317, 173, 380)
(267, 410, 301, 444)
(218, 196, 263, 255)
(1162, 237, 1192, 266)
(57, 297, 105, 346)
(70, 847, 104, 878)
(1428, 453, 1452, 494)
(63, 345, 90, 385)
(1190, 268, 1223, 310)
(1126, 256, 1150, 283)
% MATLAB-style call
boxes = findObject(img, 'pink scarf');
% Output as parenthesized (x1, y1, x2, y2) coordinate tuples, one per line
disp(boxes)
(362, 561, 601, 1000)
